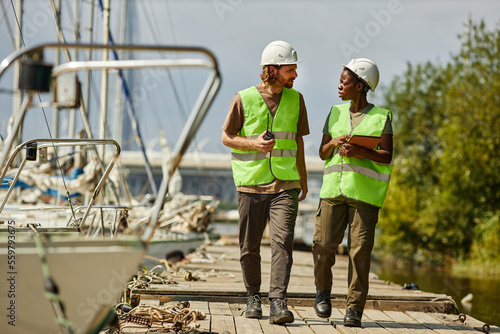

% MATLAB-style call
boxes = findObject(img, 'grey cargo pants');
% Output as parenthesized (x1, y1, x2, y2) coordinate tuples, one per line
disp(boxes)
(237, 189, 299, 299)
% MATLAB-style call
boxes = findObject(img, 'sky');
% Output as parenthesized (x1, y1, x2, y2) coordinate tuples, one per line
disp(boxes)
(1, 0, 499, 158)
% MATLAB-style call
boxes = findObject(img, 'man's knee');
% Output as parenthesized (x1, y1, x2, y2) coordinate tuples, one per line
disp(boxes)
(313, 241, 338, 260)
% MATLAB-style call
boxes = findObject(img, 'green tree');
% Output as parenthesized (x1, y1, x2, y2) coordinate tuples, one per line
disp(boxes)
(377, 19, 500, 266)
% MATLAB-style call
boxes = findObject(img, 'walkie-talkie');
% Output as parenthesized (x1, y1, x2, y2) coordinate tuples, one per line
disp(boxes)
(264, 114, 275, 140)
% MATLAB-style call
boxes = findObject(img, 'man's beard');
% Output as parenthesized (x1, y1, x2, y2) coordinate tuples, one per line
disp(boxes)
(276, 72, 293, 88)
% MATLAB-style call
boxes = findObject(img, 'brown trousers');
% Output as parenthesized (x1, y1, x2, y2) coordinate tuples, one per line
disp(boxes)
(237, 189, 299, 299)
(312, 198, 379, 313)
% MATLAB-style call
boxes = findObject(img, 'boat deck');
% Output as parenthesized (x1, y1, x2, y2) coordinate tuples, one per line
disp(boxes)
(116, 239, 499, 334)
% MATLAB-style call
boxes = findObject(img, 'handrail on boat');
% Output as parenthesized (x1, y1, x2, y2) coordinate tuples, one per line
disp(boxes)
(0, 138, 121, 229)
(70, 204, 131, 238)
(0, 43, 218, 173)
(0, 43, 219, 77)
(0, 43, 222, 244)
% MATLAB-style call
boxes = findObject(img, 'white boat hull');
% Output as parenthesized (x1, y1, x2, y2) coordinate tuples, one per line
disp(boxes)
(0, 235, 145, 334)
(142, 231, 220, 268)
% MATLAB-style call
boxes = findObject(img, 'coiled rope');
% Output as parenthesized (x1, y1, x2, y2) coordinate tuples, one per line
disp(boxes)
(115, 302, 206, 333)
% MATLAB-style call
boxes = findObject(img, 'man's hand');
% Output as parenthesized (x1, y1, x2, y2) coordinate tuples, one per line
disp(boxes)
(298, 179, 308, 202)
(222, 130, 275, 152)
(255, 131, 275, 152)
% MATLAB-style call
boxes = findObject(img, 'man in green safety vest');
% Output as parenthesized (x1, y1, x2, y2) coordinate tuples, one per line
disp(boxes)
(222, 40, 309, 325)
(312, 58, 393, 327)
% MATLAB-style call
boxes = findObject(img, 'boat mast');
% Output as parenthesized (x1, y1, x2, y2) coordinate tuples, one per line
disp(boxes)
(52, 0, 61, 138)
(11, 0, 23, 161)
(97, 0, 158, 197)
(84, 0, 94, 129)
(114, 0, 127, 143)
(98, 0, 110, 158)
(67, 0, 81, 139)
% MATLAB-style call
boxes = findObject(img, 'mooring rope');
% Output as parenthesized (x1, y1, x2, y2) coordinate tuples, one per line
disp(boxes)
(115, 302, 206, 333)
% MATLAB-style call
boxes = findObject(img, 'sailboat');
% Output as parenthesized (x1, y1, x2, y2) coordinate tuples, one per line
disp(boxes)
(0, 42, 221, 334)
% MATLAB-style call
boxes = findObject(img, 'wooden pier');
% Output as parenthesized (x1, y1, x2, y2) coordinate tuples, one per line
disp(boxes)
(116, 239, 499, 334)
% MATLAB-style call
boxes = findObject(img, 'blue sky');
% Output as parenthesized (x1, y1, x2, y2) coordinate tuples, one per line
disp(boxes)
(1, 0, 499, 157)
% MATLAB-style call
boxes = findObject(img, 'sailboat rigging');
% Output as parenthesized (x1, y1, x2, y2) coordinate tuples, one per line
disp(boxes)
(0, 42, 221, 334)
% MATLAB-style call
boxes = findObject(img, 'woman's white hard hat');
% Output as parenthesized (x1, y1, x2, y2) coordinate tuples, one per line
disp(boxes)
(343, 58, 380, 92)
(260, 40, 302, 66)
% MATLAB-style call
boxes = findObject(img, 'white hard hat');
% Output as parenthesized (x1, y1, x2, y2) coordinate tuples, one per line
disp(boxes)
(260, 40, 301, 66)
(343, 58, 380, 92)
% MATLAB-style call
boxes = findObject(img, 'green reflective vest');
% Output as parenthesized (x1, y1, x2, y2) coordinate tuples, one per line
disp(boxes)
(231, 86, 300, 186)
(319, 103, 393, 207)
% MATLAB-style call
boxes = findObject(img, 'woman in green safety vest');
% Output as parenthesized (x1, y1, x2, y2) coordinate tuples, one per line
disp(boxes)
(312, 58, 394, 328)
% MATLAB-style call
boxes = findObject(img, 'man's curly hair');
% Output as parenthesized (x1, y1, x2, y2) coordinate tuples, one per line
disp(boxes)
(260, 65, 279, 84)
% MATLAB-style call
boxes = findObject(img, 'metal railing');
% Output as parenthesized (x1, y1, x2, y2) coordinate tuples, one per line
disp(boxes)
(0, 138, 121, 229)
(0, 43, 222, 243)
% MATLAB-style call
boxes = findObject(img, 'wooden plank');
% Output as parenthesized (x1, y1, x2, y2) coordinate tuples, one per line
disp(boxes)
(228, 302, 264, 334)
(286, 309, 315, 333)
(293, 305, 344, 333)
(405, 311, 470, 334)
(188, 301, 211, 332)
(427, 313, 499, 333)
(209, 301, 233, 315)
(138, 294, 171, 305)
(456, 313, 499, 333)
(293, 305, 318, 319)
(372, 321, 412, 334)
(139, 286, 452, 303)
(305, 318, 342, 334)
(193, 315, 211, 333)
(251, 302, 294, 333)
(229, 302, 246, 317)
(189, 300, 210, 314)
(365, 299, 456, 313)
(334, 324, 369, 333)
(331, 308, 393, 334)
(381, 311, 436, 334)
(363, 309, 396, 322)
(330, 307, 347, 322)
(119, 325, 152, 333)
(127, 244, 496, 334)
(234, 315, 264, 334)
(138, 298, 160, 306)
(258, 318, 289, 334)
(362, 310, 411, 334)
(210, 314, 236, 334)
(344, 321, 392, 334)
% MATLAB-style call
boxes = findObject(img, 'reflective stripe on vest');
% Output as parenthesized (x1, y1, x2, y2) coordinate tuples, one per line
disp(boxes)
(319, 103, 393, 207)
(231, 86, 300, 186)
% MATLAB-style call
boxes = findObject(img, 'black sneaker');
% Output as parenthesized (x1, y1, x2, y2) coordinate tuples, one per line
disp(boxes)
(269, 298, 294, 325)
(343, 308, 362, 327)
(245, 293, 262, 319)
(314, 289, 331, 318)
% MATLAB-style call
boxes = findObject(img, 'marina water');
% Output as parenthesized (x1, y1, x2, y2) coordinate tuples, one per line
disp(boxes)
(371, 260, 500, 327)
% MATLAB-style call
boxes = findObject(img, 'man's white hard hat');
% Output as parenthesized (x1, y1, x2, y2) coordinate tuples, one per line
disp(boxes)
(260, 40, 301, 66)
(343, 58, 380, 92)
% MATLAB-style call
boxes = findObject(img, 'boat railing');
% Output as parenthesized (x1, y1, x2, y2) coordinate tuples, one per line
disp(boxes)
(0, 138, 121, 230)
(0, 43, 221, 244)
(71, 205, 130, 238)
